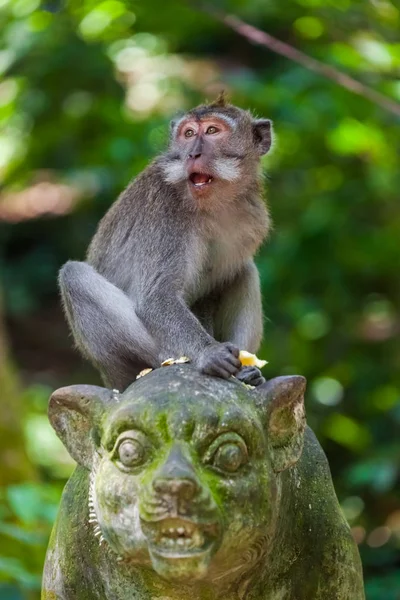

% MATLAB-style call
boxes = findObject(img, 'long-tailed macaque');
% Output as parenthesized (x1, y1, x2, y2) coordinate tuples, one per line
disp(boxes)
(59, 95, 273, 391)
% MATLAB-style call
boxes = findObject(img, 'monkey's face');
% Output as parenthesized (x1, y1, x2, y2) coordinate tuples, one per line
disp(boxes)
(175, 116, 243, 197)
(161, 102, 273, 203)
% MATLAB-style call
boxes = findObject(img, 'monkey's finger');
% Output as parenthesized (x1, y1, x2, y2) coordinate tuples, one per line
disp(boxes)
(219, 359, 240, 376)
(225, 343, 240, 358)
(201, 362, 230, 379)
(238, 365, 260, 377)
(225, 355, 242, 370)
(207, 365, 231, 379)
(249, 376, 266, 387)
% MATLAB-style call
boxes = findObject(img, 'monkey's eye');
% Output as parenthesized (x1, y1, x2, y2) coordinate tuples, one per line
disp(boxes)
(204, 433, 248, 474)
(112, 431, 150, 471)
(184, 129, 195, 138)
(206, 126, 218, 135)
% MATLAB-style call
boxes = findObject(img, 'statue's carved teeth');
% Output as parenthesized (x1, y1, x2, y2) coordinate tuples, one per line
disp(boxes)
(142, 517, 219, 555)
(160, 524, 193, 539)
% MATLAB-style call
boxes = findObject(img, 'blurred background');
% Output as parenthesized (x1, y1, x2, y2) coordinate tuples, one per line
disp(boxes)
(0, 0, 399, 598)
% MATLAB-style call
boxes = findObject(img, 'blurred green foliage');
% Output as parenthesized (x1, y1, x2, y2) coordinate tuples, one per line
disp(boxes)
(0, 0, 399, 598)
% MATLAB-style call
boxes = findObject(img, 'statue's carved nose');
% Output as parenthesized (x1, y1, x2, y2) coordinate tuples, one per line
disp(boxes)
(152, 477, 198, 500)
(152, 444, 200, 504)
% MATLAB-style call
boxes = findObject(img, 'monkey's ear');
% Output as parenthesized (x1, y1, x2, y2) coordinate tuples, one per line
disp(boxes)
(252, 119, 273, 155)
(48, 385, 114, 469)
(170, 112, 185, 138)
(255, 376, 306, 472)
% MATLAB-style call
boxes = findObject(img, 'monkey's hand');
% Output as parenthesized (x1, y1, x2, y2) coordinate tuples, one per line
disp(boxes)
(196, 342, 241, 379)
(235, 365, 266, 387)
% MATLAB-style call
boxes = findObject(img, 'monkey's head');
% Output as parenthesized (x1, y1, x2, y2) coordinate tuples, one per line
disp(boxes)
(161, 94, 273, 204)
(49, 367, 306, 585)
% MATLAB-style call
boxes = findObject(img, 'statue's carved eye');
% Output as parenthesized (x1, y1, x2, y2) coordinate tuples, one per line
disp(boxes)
(213, 443, 246, 472)
(118, 439, 144, 468)
(204, 433, 248, 474)
(111, 431, 151, 471)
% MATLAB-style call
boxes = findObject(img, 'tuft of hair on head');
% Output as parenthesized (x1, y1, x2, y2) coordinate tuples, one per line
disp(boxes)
(209, 90, 229, 108)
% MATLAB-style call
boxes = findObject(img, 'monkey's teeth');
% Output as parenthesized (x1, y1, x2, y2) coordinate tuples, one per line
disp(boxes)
(193, 177, 213, 187)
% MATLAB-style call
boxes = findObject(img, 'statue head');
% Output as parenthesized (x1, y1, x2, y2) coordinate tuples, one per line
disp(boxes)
(49, 366, 306, 584)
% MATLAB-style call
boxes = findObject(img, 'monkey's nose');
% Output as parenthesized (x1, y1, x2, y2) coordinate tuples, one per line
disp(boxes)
(189, 151, 202, 159)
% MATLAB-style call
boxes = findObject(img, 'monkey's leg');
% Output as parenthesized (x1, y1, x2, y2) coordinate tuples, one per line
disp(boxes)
(59, 261, 159, 390)
(214, 261, 265, 386)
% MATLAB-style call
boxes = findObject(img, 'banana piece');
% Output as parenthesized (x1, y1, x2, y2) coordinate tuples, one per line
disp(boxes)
(136, 368, 153, 379)
(161, 356, 190, 366)
(239, 350, 267, 369)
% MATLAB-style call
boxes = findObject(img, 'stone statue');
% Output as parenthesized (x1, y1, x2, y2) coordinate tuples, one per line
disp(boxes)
(42, 365, 365, 599)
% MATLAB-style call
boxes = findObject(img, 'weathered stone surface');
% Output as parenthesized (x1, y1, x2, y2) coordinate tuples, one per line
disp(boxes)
(42, 366, 365, 599)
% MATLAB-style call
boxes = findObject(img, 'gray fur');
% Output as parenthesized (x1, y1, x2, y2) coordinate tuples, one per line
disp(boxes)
(59, 101, 273, 390)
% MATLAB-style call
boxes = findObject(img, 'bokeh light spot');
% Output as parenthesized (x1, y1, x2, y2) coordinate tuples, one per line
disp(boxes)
(12, 0, 40, 18)
(351, 526, 366, 545)
(341, 496, 365, 521)
(312, 377, 343, 406)
(297, 311, 330, 340)
(324, 414, 371, 451)
(63, 91, 93, 118)
(294, 16, 324, 39)
(367, 526, 391, 548)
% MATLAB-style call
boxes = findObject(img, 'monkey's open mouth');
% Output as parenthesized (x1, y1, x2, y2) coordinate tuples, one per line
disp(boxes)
(141, 517, 220, 558)
(189, 173, 213, 188)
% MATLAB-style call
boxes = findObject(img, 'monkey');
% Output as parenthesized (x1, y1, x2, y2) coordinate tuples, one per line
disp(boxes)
(59, 94, 273, 392)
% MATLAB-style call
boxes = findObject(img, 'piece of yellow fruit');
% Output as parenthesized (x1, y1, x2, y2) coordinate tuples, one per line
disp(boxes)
(161, 356, 191, 366)
(239, 350, 268, 369)
(136, 368, 153, 379)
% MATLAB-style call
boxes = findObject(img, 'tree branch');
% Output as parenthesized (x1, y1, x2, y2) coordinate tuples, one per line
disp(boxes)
(201, 7, 400, 119)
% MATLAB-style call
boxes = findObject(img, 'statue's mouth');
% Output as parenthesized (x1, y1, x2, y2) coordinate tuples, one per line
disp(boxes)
(141, 517, 220, 558)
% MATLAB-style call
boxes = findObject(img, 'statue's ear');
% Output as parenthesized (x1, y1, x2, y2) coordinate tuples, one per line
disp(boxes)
(252, 119, 273, 155)
(48, 385, 114, 469)
(255, 376, 306, 472)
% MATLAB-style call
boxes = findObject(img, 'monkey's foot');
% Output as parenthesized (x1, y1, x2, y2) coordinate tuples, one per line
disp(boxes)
(236, 365, 265, 387)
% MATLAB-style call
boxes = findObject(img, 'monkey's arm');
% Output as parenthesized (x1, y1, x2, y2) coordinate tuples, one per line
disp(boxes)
(137, 282, 215, 360)
(214, 260, 263, 353)
(135, 268, 240, 377)
(130, 235, 241, 378)
(213, 260, 265, 386)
